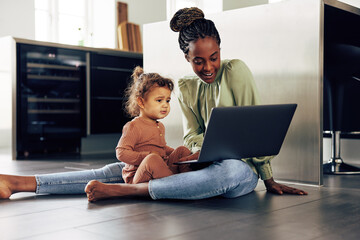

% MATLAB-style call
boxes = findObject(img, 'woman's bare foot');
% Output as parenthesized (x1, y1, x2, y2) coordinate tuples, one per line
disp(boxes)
(84, 180, 150, 202)
(0, 174, 37, 199)
(0, 176, 13, 199)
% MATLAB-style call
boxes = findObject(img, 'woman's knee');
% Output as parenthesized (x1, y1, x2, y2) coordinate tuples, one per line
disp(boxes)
(217, 160, 258, 198)
(222, 171, 258, 198)
(214, 160, 255, 185)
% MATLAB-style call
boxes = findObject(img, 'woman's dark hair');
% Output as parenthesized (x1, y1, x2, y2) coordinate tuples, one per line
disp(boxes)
(170, 7, 221, 54)
(124, 66, 174, 117)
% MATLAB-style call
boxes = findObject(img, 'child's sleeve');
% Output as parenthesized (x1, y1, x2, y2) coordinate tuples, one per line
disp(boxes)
(164, 145, 174, 156)
(115, 122, 151, 165)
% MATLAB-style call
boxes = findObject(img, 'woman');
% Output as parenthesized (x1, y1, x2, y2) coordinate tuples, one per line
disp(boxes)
(0, 7, 307, 201)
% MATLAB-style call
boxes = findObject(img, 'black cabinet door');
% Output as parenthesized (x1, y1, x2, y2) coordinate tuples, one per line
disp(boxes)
(90, 52, 142, 134)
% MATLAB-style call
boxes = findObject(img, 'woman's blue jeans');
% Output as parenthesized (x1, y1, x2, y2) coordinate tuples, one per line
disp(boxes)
(35, 159, 258, 200)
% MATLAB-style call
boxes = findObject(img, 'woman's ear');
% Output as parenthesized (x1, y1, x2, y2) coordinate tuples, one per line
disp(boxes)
(137, 97, 145, 109)
(185, 54, 190, 62)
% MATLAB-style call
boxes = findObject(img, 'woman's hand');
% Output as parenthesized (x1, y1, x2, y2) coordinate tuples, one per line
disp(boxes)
(263, 177, 308, 195)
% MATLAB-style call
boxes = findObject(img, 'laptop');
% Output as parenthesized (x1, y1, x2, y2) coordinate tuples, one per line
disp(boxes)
(175, 104, 297, 164)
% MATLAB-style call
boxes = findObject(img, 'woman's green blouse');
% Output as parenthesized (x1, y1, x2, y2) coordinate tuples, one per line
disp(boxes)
(177, 59, 273, 180)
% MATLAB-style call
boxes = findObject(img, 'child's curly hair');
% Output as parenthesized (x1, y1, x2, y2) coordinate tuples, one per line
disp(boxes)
(124, 66, 174, 117)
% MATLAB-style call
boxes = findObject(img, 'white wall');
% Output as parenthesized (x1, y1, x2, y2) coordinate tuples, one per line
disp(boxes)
(339, 0, 360, 8)
(0, 0, 35, 39)
(91, 0, 117, 48)
(0, 37, 14, 149)
(223, 0, 268, 11)
(0, 0, 34, 150)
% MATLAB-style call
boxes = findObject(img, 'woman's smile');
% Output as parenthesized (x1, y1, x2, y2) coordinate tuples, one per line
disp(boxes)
(201, 72, 215, 80)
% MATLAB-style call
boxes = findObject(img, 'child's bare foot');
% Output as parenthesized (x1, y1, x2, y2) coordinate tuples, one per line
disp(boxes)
(0, 175, 15, 199)
(85, 180, 118, 202)
(84, 180, 150, 202)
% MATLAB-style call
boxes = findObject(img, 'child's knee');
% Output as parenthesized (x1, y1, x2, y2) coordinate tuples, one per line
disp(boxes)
(174, 146, 191, 156)
(142, 154, 164, 167)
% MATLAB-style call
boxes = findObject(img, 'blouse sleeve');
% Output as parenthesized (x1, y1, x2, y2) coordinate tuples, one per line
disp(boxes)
(177, 80, 204, 153)
(225, 59, 261, 106)
(115, 122, 151, 165)
(226, 59, 274, 180)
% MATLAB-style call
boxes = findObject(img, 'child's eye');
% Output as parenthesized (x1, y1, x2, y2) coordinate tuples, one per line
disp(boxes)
(156, 99, 162, 102)
(166, 100, 171, 103)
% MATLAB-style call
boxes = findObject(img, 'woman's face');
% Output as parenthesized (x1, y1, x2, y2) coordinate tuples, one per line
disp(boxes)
(185, 37, 221, 84)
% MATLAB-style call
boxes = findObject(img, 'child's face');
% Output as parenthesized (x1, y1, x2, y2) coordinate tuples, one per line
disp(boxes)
(138, 86, 171, 121)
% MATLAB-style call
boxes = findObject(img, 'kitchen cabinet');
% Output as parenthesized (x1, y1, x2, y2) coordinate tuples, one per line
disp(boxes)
(89, 52, 142, 134)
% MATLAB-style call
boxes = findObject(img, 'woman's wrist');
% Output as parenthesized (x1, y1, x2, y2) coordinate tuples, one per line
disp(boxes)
(263, 177, 275, 188)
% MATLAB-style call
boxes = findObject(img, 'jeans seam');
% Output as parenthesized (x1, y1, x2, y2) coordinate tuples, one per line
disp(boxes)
(39, 177, 123, 185)
(148, 180, 157, 200)
(148, 180, 159, 200)
(35, 175, 41, 194)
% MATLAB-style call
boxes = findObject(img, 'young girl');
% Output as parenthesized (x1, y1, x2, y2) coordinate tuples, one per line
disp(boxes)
(117, 66, 192, 184)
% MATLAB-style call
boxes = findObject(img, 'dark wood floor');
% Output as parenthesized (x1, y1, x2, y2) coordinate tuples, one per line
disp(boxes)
(1, 150, 360, 240)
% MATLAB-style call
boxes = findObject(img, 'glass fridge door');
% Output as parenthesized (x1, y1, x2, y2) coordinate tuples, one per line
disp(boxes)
(16, 44, 86, 158)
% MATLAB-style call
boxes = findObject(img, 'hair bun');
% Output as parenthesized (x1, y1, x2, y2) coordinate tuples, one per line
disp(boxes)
(132, 66, 144, 82)
(170, 7, 205, 32)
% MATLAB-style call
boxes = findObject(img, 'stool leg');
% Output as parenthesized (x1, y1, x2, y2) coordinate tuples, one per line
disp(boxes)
(323, 131, 360, 174)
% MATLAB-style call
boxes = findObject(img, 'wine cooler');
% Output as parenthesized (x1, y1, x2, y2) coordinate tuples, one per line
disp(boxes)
(16, 44, 86, 158)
